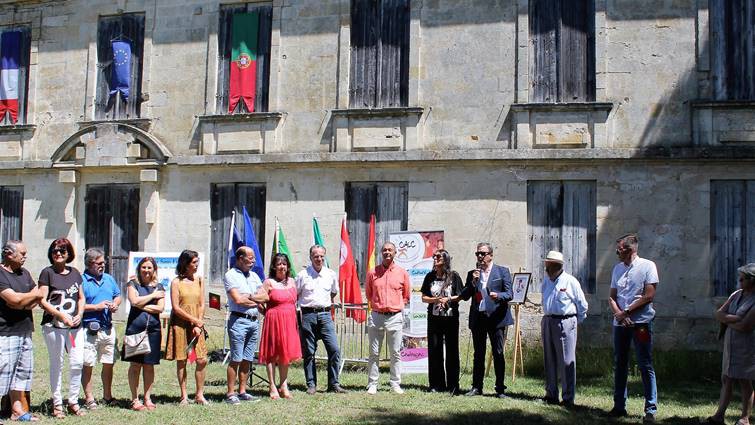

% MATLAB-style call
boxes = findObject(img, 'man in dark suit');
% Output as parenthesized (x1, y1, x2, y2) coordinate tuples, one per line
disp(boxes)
(461, 242, 513, 398)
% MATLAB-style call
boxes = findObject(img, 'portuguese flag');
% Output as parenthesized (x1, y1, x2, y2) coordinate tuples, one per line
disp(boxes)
(229, 12, 259, 113)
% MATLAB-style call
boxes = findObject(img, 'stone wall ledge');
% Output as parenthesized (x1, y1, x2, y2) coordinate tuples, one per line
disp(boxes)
(171, 146, 755, 166)
(510, 102, 614, 112)
(690, 100, 755, 109)
(196, 112, 286, 123)
(331, 107, 424, 118)
(0, 124, 35, 134)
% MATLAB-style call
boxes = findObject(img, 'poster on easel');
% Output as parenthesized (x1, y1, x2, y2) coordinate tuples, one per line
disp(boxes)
(389, 230, 444, 374)
(511, 272, 532, 305)
(125, 252, 206, 316)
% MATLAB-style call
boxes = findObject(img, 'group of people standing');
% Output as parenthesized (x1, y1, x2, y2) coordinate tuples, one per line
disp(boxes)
(0, 233, 752, 424)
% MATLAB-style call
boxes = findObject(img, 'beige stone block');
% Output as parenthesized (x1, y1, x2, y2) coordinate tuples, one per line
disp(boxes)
(351, 118, 403, 151)
(140, 169, 159, 183)
(216, 124, 264, 153)
(0, 139, 21, 159)
(58, 170, 77, 184)
(532, 112, 590, 146)
(127, 142, 142, 158)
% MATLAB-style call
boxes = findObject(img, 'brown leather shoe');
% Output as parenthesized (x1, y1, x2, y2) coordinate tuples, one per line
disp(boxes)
(328, 385, 348, 394)
(306, 386, 317, 395)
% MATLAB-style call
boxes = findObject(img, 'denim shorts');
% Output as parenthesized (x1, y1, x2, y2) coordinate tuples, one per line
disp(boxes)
(227, 314, 259, 363)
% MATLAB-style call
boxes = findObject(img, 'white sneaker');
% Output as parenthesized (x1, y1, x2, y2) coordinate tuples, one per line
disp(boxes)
(366, 385, 377, 395)
(391, 385, 404, 394)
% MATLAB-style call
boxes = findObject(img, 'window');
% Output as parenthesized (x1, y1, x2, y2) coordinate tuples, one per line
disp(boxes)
(349, 0, 410, 108)
(0, 28, 31, 125)
(0, 186, 22, 246)
(709, 0, 755, 100)
(217, 3, 273, 114)
(529, 0, 595, 102)
(345, 182, 407, 283)
(210, 183, 266, 284)
(711, 180, 755, 296)
(527, 180, 596, 293)
(95, 14, 145, 120)
(85, 184, 139, 292)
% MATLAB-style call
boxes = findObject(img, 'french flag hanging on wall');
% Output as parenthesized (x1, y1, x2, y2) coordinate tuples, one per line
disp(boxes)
(0, 30, 21, 124)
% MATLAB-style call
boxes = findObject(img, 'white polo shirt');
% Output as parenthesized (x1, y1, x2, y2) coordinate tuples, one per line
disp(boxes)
(610, 256, 659, 325)
(296, 265, 338, 309)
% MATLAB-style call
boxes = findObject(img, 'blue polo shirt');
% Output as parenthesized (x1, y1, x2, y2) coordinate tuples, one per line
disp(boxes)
(82, 271, 121, 329)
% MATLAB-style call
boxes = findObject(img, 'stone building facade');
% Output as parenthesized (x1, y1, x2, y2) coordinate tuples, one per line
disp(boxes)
(0, 0, 752, 350)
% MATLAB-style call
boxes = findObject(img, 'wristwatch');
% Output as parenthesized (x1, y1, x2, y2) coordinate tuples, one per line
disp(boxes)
(623, 308, 630, 316)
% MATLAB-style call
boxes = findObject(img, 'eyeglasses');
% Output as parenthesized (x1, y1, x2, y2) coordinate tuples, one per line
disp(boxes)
(475, 251, 491, 257)
(93, 261, 106, 266)
(432, 254, 444, 259)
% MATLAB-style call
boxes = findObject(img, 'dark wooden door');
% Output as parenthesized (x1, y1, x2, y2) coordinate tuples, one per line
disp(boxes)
(85, 184, 140, 302)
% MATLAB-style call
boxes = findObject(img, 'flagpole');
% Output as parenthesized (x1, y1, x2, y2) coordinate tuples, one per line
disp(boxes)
(227, 210, 236, 270)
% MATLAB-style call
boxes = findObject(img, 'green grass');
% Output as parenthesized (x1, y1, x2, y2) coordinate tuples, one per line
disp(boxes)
(9, 318, 734, 425)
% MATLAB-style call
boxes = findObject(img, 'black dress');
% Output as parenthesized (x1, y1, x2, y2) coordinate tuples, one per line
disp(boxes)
(125, 280, 162, 365)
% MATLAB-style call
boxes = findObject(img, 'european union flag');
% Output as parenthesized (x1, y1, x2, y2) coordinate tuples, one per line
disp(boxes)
(110, 41, 130, 101)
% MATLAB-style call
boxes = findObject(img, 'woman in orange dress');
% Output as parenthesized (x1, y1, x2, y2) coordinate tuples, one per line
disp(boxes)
(164, 250, 208, 405)
(258, 253, 302, 399)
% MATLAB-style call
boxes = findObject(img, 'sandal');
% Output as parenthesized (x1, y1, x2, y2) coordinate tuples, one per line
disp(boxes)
(10, 412, 40, 422)
(131, 399, 147, 412)
(178, 398, 190, 406)
(194, 397, 210, 406)
(67, 404, 86, 417)
(51, 404, 65, 419)
(269, 387, 280, 400)
(144, 399, 156, 410)
(84, 399, 98, 410)
(279, 386, 292, 400)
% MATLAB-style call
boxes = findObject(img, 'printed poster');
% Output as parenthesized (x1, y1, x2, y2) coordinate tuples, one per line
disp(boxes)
(125, 252, 205, 316)
(389, 230, 444, 374)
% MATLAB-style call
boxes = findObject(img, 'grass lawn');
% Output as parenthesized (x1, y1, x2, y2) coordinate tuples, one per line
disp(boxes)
(9, 319, 731, 425)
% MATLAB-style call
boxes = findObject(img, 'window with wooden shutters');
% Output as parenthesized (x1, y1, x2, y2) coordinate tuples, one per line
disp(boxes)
(0, 27, 31, 125)
(527, 180, 596, 293)
(345, 182, 408, 284)
(529, 0, 595, 102)
(0, 186, 22, 246)
(95, 14, 145, 120)
(710, 0, 755, 100)
(217, 3, 273, 114)
(711, 180, 755, 296)
(349, 0, 410, 108)
(210, 183, 266, 284)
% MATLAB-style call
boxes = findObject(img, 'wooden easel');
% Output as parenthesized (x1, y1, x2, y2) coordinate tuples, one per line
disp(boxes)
(510, 303, 525, 381)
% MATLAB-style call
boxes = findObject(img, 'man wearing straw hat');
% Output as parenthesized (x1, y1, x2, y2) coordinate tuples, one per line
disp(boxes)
(540, 250, 588, 409)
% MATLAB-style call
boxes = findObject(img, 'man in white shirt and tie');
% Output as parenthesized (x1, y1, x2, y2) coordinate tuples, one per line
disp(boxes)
(540, 250, 588, 408)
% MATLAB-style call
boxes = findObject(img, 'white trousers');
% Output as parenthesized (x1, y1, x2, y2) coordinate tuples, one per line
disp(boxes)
(43, 326, 85, 406)
(367, 311, 403, 387)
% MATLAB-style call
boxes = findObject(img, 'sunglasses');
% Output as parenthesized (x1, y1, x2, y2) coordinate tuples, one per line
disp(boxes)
(52, 248, 67, 255)
(475, 251, 491, 257)
(432, 254, 444, 259)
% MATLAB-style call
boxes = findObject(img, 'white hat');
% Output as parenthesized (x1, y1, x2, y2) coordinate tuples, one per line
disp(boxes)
(543, 250, 564, 264)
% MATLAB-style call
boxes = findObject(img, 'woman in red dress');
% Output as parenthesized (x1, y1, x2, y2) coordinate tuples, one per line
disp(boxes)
(258, 253, 302, 399)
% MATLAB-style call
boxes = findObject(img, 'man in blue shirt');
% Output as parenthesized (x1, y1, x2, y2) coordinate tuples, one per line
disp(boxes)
(80, 248, 121, 409)
(224, 246, 268, 404)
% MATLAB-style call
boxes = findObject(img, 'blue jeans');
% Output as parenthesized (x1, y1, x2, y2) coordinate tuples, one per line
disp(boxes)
(227, 315, 259, 363)
(613, 322, 657, 414)
(299, 311, 341, 388)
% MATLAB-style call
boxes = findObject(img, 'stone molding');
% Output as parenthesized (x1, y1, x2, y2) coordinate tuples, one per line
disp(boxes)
(196, 112, 286, 155)
(331, 107, 424, 152)
(0, 124, 36, 161)
(692, 100, 755, 146)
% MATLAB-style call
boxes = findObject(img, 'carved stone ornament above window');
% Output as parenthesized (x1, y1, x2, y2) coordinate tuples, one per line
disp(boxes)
(52, 119, 170, 167)
(330, 107, 424, 152)
(196, 112, 286, 155)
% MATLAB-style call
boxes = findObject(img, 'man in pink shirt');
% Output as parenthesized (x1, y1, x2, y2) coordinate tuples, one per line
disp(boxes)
(365, 242, 410, 395)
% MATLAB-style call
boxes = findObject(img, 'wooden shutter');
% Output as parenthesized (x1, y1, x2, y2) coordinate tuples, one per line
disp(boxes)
(559, 0, 595, 102)
(95, 14, 144, 119)
(711, 180, 753, 295)
(562, 181, 596, 293)
(255, 5, 273, 112)
(85, 184, 140, 294)
(210, 183, 266, 284)
(0, 186, 23, 246)
(530, 0, 558, 102)
(710, 0, 755, 100)
(346, 183, 376, 283)
(14, 28, 31, 125)
(346, 182, 408, 283)
(377, 0, 409, 107)
(527, 181, 563, 292)
(350, 0, 379, 108)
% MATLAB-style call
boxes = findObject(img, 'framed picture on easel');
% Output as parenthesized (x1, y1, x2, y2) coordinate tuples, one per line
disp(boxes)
(511, 272, 532, 305)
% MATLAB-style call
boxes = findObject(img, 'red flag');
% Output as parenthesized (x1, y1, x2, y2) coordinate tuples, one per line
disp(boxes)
(339, 214, 366, 322)
(228, 12, 258, 113)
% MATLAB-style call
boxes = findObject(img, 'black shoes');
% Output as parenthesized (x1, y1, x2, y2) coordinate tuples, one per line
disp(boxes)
(327, 385, 348, 394)
(607, 407, 628, 418)
(495, 392, 507, 399)
(306, 386, 317, 395)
